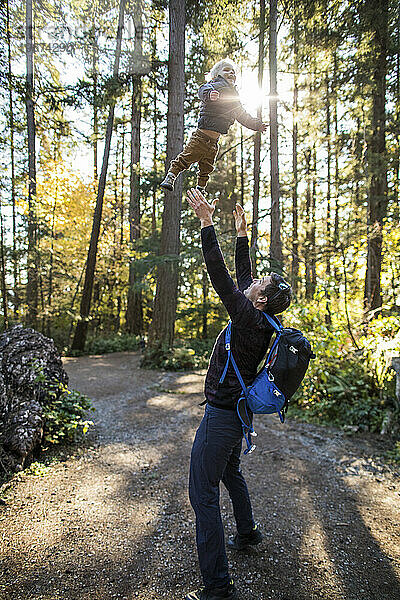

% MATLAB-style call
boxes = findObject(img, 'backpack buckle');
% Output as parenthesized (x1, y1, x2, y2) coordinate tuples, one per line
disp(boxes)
(225, 343, 230, 350)
(289, 345, 298, 354)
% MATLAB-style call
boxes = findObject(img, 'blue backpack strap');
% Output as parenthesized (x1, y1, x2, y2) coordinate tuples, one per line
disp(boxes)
(236, 397, 256, 454)
(262, 312, 283, 367)
(219, 322, 248, 398)
(262, 312, 283, 332)
(219, 322, 232, 384)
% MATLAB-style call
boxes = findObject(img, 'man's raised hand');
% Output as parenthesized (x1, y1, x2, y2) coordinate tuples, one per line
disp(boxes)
(187, 188, 217, 228)
(233, 203, 247, 237)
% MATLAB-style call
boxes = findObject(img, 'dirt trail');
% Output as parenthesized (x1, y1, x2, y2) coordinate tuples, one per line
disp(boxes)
(0, 351, 399, 600)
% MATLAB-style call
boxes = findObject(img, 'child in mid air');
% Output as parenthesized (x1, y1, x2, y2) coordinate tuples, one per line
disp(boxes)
(160, 59, 268, 193)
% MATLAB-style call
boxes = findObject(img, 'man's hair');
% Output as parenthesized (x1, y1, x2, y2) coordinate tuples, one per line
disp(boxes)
(262, 272, 292, 315)
(207, 59, 236, 81)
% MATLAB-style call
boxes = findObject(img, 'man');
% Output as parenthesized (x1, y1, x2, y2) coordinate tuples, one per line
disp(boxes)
(185, 189, 292, 600)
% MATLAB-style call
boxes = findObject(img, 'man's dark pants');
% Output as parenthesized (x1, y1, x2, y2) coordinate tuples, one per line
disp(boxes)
(189, 404, 256, 590)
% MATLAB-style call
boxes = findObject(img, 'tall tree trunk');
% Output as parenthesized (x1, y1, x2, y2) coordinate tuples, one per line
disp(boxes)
(364, 0, 388, 315)
(46, 177, 58, 336)
(269, 0, 283, 272)
(311, 146, 317, 295)
(120, 120, 125, 250)
(152, 83, 157, 235)
(148, 0, 185, 348)
(333, 52, 340, 280)
(251, 0, 265, 276)
(0, 194, 8, 329)
(92, 24, 98, 181)
(6, 0, 18, 318)
(395, 17, 400, 205)
(291, 18, 299, 295)
(151, 25, 158, 236)
(304, 149, 312, 299)
(126, 1, 144, 335)
(325, 76, 332, 327)
(71, 0, 126, 351)
(126, 75, 143, 334)
(25, 0, 38, 327)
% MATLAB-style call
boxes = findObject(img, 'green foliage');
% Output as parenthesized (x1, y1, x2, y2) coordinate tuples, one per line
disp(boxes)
(288, 305, 399, 433)
(85, 333, 141, 355)
(141, 339, 212, 371)
(25, 459, 56, 477)
(66, 334, 141, 356)
(34, 368, 94, 445)
(385, 441, 400, 465)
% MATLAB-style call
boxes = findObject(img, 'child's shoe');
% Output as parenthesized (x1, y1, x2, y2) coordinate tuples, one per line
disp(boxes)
(160, 172, 176, 191)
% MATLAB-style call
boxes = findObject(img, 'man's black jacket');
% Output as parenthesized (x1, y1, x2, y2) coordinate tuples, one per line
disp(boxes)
(197, 75, 263, 135)
(202, 226, 275, 410)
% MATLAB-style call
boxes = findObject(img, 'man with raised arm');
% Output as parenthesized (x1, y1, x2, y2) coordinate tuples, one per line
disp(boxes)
(185, 189, 292, 600)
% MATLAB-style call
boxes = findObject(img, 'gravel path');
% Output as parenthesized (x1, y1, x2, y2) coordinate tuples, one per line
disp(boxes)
(1, 351, 399, 600)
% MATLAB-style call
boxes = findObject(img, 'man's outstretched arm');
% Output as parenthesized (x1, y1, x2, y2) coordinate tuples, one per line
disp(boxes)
(187, 189, 237, 300)
(233, 203, 253, 292)
(187, 189, 270, 329)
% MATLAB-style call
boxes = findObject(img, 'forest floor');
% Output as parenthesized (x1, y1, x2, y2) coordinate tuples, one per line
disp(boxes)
(1, 351, 400, 600)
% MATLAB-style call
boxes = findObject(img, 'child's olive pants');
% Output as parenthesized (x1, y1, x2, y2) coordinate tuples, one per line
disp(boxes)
(169, 129, 219, 188)
(189, 404, 255, 590)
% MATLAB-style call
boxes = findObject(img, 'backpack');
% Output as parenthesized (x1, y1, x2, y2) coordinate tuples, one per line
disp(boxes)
(219, 312, 316, 454)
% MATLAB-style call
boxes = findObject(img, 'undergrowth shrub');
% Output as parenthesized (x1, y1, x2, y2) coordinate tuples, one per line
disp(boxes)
(141, 339, 213, 371)
(67, 333, 141, 356)
(35, 368, 94, 444)
(286, 305, 399, 434)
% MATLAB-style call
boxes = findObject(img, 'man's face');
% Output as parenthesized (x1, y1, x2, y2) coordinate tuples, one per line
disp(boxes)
(219, 65, 236, 84)
(243, 275, 271, 305)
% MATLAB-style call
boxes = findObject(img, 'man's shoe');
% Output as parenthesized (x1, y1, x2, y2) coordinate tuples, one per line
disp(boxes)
(227, 525, 263, 551)
(160, 172, 176, 191)
(185, 581, 238, 600)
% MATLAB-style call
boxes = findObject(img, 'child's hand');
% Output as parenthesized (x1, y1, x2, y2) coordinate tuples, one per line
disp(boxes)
(260, 123, 268, 132)
(210, 90, 220, 101)
(233, 203, 247, 236)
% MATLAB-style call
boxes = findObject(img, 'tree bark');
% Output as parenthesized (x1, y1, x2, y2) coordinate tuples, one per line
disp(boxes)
(151, 25, 158, 236)
(305, 148, 312, 299)
(6, 0, 18, 318)
(147, 0, 185, 348)
(0, 195, 8, 329)
(291, 18, 299, 295)
(251, 0, 266, 277)
(126, 1, 145, 335)
(25, 0, 38, 327)
(71, 0, 126, 351)
(269, 0, 283, 272)
(125, 74, 143, 334)
(333, 52, 340, 279)
(311, 146, 317, 295)
(92, 22, 98, 181)
(325, 77, 332, 327)
(364, 0, 388, 315)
